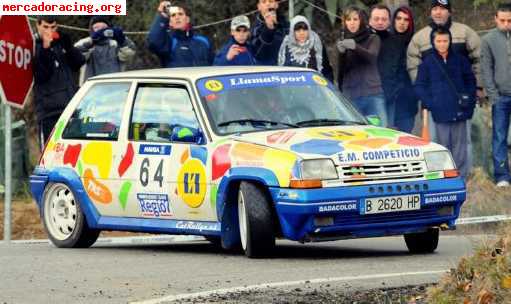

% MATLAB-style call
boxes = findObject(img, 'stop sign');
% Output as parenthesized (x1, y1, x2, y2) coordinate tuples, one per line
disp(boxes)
(0, 16, 34, 109)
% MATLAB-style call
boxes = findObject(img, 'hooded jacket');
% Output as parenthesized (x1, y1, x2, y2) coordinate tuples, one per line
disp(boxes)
(414, 30, 477, 123)
(147, 14, 214, 67)
(213, 37, 257, 66)
(278, 16, 333, 81)
(407, 18, 481, 84)
(250, 12, 289, 65)
(74, 25, 136, 85)
(480, 28, 511, 103)
(379, 6, 418, 120)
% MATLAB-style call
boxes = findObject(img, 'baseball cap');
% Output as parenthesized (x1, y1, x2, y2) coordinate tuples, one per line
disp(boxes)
(231, 15, 250, 31)
(431, 0, 451, 11)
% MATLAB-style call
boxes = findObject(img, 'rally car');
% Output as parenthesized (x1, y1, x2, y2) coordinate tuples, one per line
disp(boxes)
(30, 66, 466, 258)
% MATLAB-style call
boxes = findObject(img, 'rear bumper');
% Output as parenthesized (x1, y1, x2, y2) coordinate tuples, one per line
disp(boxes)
(270, 178, 466, 242)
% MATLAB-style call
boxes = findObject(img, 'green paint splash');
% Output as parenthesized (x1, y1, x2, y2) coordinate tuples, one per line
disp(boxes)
(210, 184, 218, 210)
(365, 128, 401, 138)
(77, 160, 83, 176)
(52, 120, 66, 141)
(425, 172, 442, 180)
(119, 182, 132, 210)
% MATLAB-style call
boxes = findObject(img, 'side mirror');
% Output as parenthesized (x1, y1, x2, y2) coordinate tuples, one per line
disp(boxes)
(170, 126, 205, 144)
(366, 115, 382, 127)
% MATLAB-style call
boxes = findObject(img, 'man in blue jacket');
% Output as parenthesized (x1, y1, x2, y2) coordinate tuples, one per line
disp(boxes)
(251, 0, 289, 65)
(214, 15, 257, 66)
(147, 1, 214, 67)
(414, 28, 477, 179)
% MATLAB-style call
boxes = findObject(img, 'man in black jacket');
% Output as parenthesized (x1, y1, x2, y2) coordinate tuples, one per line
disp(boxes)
(33, 16, 85, 148)
(251, 0, 289, 65)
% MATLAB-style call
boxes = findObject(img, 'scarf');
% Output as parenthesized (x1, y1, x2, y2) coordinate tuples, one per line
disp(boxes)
(278, 15, 323, 72)
(343, 26, 371, 43)
(429, 16, 452, 31)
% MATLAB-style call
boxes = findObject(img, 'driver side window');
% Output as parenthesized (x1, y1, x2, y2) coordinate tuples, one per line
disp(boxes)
(129, 84, 200, 143)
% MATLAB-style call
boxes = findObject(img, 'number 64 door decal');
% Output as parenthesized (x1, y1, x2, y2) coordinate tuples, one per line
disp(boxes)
(139, 158, 164, 188)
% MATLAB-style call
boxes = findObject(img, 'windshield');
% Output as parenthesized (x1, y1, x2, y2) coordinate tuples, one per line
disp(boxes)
(197, 72, 366, 135)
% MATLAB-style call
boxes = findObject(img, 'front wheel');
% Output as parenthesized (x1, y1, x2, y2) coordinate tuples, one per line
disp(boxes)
(404, 228, 439, 254)
(42, 183, 100, 248)
(238, 182, 275, 258)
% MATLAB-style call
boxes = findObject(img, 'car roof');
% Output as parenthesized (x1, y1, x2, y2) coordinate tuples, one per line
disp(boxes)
(90, 66, 315, 82)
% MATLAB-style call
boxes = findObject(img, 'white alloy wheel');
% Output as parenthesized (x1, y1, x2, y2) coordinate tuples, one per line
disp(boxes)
(44, 183, 78, 241)
(238, 190, 248, 251)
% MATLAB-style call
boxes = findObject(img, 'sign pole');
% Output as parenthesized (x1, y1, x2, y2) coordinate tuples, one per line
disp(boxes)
(3, 101, 12, 243)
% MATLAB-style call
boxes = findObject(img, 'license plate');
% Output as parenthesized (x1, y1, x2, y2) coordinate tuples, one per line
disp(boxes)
(362, 194, 421, 215)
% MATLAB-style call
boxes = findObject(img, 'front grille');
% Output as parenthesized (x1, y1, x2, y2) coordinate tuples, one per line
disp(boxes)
(338, 161, 426, 184)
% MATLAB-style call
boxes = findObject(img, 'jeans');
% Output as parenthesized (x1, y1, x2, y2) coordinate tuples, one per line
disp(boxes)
(386, 97, 395, 128)
(395, 116, 415, 134)
(352, 94, 388, 127)
(492, 95, 511, 182)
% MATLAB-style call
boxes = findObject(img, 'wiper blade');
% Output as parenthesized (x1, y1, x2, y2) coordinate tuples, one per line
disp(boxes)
(295, 119, 365, 127)
(218, 119, 299, 128)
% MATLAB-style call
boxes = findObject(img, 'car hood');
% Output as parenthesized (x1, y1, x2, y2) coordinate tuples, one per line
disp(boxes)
(229, 126, 446, 165)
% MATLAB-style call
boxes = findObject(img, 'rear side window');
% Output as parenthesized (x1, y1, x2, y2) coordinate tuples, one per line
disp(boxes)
(62, 83, 131, 140)
(129, 84, 200, 142)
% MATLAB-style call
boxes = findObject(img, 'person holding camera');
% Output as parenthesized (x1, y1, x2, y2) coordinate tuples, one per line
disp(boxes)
(74, 16, 136, 85)
(251, 0, 289, 65)
(33, 16, 85, 148)
(148, 0, 213, 67)
(414, 28, 477, 179)
(214, 15, 257, 66)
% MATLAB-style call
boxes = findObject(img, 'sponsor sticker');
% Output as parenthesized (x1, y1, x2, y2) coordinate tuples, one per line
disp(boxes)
(139, 144, 172, 155)
(338, 148, 421, 163)
(175, 221, 220, 232)
(318, 202, 358, 213)
(137, 193, 172, 217)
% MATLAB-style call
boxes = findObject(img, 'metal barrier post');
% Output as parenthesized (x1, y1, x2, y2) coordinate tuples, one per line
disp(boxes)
(3, 102, 12, 243)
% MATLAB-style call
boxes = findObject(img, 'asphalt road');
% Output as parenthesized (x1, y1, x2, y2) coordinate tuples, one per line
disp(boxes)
(0, 234, 481, 304)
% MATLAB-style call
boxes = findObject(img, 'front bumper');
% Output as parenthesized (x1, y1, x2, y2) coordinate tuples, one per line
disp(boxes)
(270, 177, 466, 242)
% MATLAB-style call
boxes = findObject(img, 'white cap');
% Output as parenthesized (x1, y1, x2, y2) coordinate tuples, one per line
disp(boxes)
(231, 15, 250, 31)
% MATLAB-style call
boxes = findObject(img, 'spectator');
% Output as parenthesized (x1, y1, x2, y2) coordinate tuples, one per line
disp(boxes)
(33, 16, 85, 149)
(414, 28, 477, 179)
(337, 6, 387, 126)
(251, 0, 289, 65)
(214, 15, 257, 66)
(379, 6, 418, 133)
(74, 16, 136, 85)
(369, 4, 395, 126)
(480, 2, 511, 187)
(147, 1, 214, 67)
(278, 15, 334, 82)
(407, 0, 481, 83)
(407, 0, 480, 175)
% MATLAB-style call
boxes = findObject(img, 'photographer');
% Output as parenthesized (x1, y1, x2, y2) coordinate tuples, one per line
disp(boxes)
(33, 16, 85, 148)
(251, 0, 289, 65)
(147, 0, 214, 67)
(74, 16, 136, 85)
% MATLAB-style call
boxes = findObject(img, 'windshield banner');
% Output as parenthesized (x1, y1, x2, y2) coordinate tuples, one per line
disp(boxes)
(196, 72, 332, 97)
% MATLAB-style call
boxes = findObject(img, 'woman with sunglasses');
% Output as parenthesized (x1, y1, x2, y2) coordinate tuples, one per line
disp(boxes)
(278, 15, 334, 82)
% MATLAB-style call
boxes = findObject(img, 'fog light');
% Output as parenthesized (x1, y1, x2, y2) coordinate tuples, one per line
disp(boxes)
(437, 206, 454, 216)
(314, 217, 334, 227)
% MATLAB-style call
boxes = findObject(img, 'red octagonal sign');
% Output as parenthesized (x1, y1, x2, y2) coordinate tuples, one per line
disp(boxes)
(0, 16, 34, 109)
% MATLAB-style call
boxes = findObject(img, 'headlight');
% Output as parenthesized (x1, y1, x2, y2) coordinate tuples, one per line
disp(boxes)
(424, 151, 455, 171)
(300, 159, 338, 180)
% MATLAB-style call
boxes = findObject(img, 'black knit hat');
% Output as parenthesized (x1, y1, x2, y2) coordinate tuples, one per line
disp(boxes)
(431, 0, 451, 11)
(89, 16, 112, 30)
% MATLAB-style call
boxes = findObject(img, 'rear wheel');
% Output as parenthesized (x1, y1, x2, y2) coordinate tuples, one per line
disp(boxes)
(42, 183, 100, 248)
(238, 182, 275, 258)
(404, 228, 439, 254)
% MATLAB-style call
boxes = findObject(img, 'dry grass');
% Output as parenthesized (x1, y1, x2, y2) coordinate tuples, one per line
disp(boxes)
(463, 167, 511, 218)
(428, 225, 511, 304)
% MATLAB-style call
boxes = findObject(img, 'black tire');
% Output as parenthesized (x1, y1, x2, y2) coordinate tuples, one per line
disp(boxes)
(404, 228, 439, 254)
(238, 181, 276, 258)
(42, 183, 100, 248)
